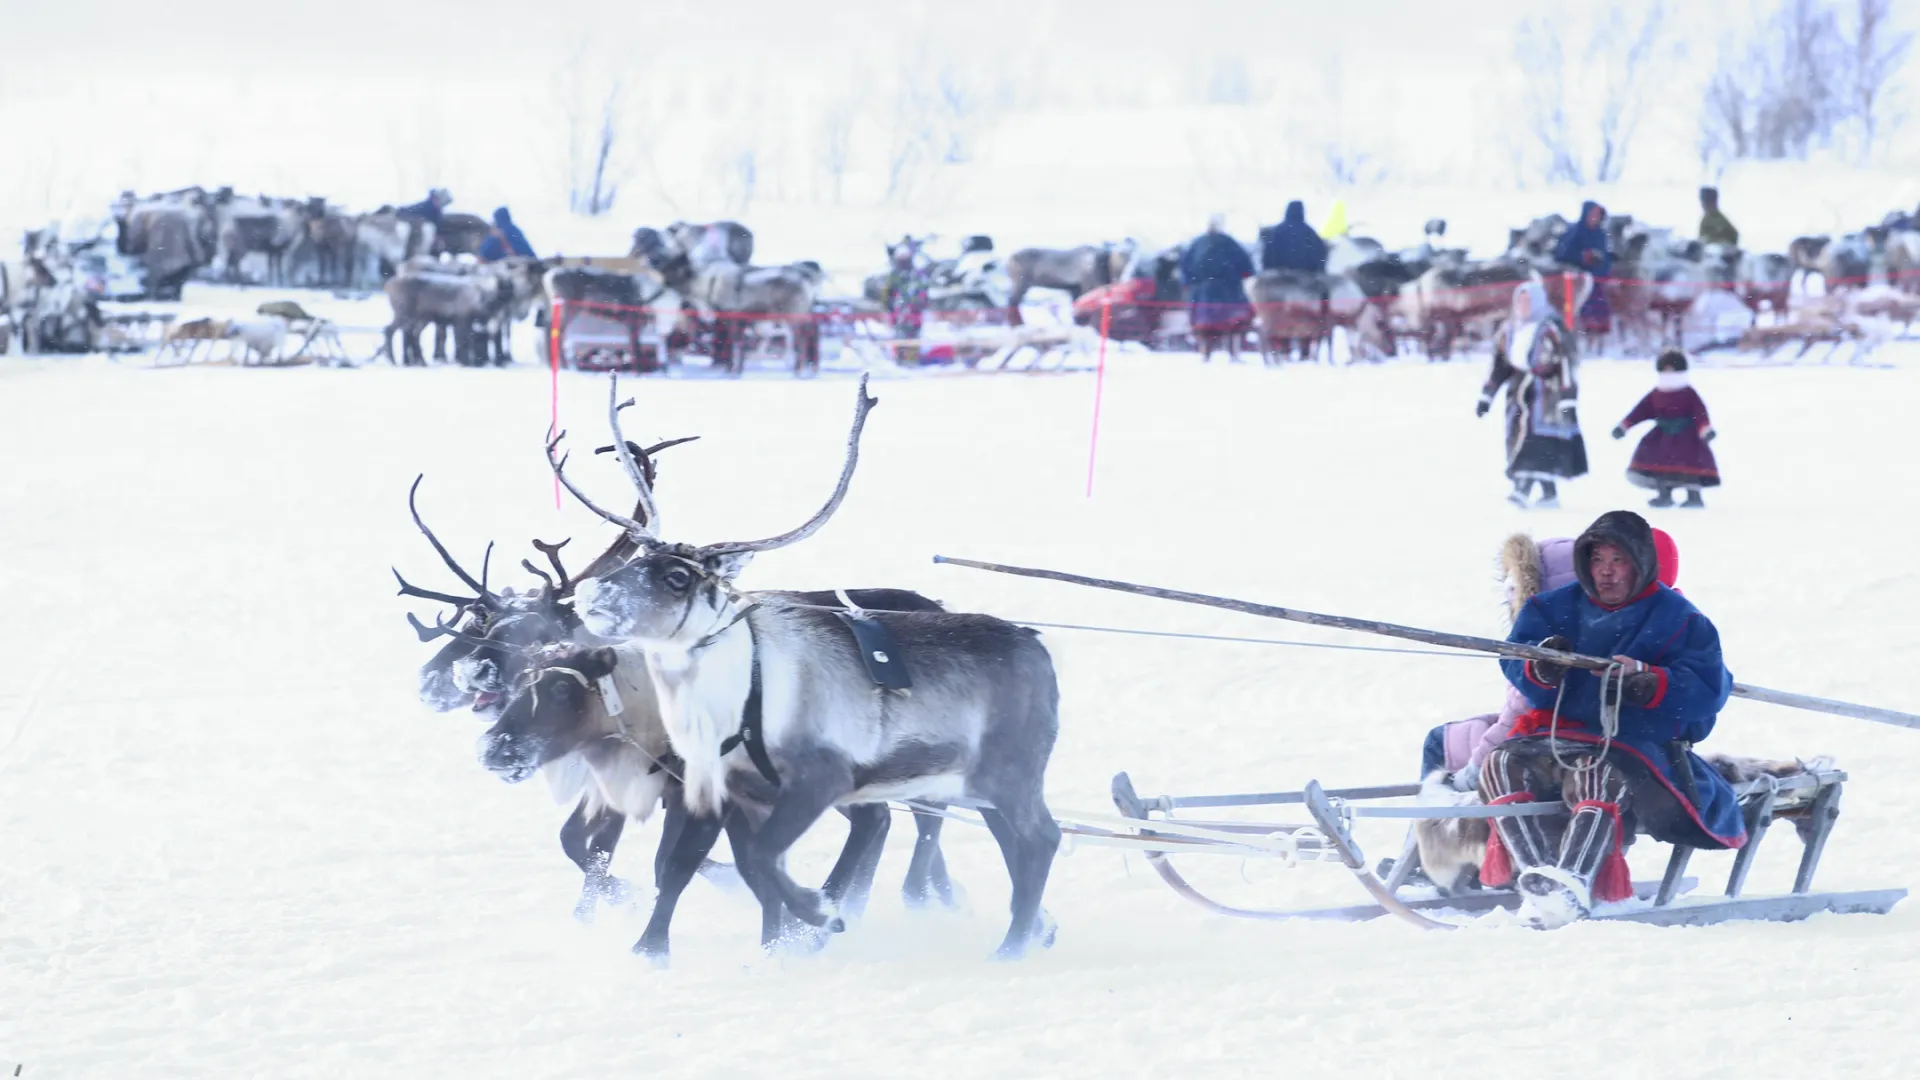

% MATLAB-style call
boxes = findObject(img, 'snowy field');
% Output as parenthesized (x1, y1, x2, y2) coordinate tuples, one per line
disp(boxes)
(4, 348, 1920, 1078)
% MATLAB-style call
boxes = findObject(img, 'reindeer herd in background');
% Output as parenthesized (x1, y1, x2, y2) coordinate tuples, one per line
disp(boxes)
(4, 185, 1919, 366)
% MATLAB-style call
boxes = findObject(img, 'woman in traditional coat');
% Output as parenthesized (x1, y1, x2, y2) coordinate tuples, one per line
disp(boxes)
(1479, 510, 1744, 928)
(1179, 214, 1255, 362)
(1476, 281, 1588, 509)
(1612, 349, 1719, 508)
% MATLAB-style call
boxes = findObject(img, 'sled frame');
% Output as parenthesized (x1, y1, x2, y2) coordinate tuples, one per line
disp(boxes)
(1111, 766, 1905, 929)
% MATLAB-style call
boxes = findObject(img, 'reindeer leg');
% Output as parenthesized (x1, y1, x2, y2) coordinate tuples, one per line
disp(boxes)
(738, 753, 855, 942)
(560, 800, 629, 922)
(820, 802, 890, 921)
(631, 805, 727, 965)
(976, 798, 1061, 959)
(903, 807, 956, 909)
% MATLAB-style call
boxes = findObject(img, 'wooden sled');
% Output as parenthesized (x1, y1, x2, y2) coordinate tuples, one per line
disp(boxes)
(1110, 766, 1904, 929)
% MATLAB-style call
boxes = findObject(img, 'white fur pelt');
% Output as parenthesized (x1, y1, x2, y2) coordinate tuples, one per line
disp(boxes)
(1499, 532, 1544, 621)
(641, 619, 755, 818)
(1412, 769, 1489, 893)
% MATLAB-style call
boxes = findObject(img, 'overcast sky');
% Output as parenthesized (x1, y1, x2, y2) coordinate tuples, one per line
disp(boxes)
(1, 0, 1911, 244)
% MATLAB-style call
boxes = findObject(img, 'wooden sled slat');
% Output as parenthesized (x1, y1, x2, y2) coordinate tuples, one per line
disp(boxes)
(1593, 889, 1907, 927)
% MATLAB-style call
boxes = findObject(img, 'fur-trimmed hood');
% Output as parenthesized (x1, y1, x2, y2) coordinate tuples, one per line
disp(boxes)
(1500, 534, 1577, 622)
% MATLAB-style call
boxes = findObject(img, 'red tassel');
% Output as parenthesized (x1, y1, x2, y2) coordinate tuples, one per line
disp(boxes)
(1574, 800, 1634, 903)
(1478, 792, 1535, 888)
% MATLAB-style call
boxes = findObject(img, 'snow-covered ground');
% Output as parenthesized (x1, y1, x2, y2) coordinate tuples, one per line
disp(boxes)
(4, 348, 1920, 1078)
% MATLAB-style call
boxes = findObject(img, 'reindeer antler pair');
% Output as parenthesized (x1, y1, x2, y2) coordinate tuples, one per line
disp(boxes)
(547, 372, 879, 561)
(393, 475, 502, 614)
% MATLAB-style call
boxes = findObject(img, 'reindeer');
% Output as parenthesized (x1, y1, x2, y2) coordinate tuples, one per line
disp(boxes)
(400, 437, 958, 947)
(634, 230, 824, 375)
(1003, 244, 1129, 325)
(1248, 269, 1328, 364)
(554, 375, 1062, 958)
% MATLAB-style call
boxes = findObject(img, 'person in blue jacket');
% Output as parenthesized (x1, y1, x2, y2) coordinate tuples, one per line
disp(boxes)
(1259, 200, 1328, 274)
(1179, 214, 1256, 361)
(396, 188, 451, 228)
(1476, 509, 1744, 927)
(1552, 200, 1614, 336)
(479, 207, 535, 261)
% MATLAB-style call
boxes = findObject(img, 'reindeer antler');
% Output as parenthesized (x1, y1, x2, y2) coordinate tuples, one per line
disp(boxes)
(392, 567, 480, 608)
(594, 435, 701, 488)
(406, 476, 501, 610)
(546, 426, 652, 538)
(407, 610, 495, 646)
(529, 534, 572, 580)
(704, 375, 877, 557)
(604, 375, 661, 535)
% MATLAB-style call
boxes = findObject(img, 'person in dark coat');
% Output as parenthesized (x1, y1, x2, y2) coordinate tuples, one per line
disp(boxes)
(1476, 282, 1587, 509)
(1698, 187, 1739, 247)
(1552, 200, 1614, 335)
(1258, 200, 1328, 273)
(396, 188, 451, 227)
(1612, 349, 1719, 508)
(395, 189, 452, 260)
(478, 206, 535, 262)
(881, 239, 931, 365)
(1179, 214, 1255, 362)
(1477, 509, 1742, 928)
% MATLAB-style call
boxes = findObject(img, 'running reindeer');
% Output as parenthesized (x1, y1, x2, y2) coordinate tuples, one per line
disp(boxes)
(552, 374, 1063, 958)
(399, 423, 959, 955)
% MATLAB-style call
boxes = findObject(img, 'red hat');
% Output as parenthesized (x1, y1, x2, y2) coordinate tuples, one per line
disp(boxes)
(1651, 528, 1680, 589)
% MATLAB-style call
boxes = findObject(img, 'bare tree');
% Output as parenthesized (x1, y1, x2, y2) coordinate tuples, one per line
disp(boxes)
(1314, 60, 1390, 187)
(1514, 3, 1674, 185)
(568, 80, 622, 216)
(1699, 0, 1909, 165)
(1844, 0, 1914, 159)
(815, 94, 857, 204)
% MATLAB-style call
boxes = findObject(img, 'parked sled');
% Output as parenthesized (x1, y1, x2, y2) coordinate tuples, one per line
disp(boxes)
(1109, 765, 1905, 928)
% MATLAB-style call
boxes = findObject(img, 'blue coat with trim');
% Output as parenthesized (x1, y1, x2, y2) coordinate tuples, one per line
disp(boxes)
(1502, 581, 1746, 848)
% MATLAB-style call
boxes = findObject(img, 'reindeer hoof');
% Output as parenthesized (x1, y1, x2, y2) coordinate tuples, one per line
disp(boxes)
(825, 916, 846, 934)
(599, 876, 634, 907)
(631, 938, 670, 968)
(573, 897, 598, 925)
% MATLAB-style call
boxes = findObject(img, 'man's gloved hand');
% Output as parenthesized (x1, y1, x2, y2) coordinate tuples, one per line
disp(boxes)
(1703, 428, 1717, 443)
(1526, 635, 1574, 687)
(1475, 398, 1491, 417)
(1604, 655, 1663, 708)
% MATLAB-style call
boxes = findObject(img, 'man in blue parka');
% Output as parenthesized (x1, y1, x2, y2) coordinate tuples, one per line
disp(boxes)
(479, 207, 535, 262)
(1477, 509, 1744, 927)
(1552, 200, 1614, 335)
(1259, 200, 1328, 274)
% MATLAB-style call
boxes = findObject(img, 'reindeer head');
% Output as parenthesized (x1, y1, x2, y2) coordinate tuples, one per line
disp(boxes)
(403, 434, 694, 711)
(479, 645, 620, 782)
(556, 375, 878, 646)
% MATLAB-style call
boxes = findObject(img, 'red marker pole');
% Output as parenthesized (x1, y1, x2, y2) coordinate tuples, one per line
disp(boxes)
(549, 298, 563, 509)
(1085, 295, 1112, 499)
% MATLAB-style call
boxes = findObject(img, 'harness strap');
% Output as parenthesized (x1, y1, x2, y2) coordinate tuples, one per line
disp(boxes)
(717, 634, 781, 787)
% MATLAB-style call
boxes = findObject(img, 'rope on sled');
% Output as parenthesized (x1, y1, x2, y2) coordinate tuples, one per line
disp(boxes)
(1549, 661, 1625, 772)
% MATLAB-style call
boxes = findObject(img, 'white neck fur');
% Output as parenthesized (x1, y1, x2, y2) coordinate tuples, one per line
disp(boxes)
(1657, 370, 1690, 390)
(642, 616, 754, 817)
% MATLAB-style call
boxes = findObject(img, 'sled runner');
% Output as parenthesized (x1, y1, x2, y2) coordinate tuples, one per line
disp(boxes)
(1109, 766, 1905, 928)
